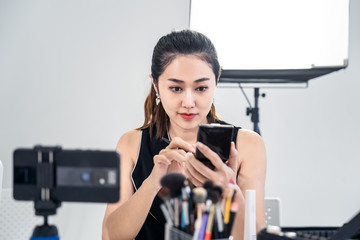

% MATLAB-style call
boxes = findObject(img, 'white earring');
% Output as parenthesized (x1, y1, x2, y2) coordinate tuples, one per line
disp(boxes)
(156, 92, 160, 105)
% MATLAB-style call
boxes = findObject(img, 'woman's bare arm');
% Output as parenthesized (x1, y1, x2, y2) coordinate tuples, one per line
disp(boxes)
(102, 130, 161, 240)
(231, 129, 267, 240)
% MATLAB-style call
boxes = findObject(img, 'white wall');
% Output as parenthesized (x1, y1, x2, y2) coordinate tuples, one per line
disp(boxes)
(0, 0, 359, 239)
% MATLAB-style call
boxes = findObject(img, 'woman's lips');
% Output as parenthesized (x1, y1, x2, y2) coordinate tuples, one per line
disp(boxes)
(180, 113, 196, 120)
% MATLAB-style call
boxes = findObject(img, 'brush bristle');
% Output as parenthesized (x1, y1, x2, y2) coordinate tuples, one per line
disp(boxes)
(228, 182, 237, 190)
(193, 187, 207, 203)
(158, 187, 171, 201)
(224, 187, 234, 198)
(212, 185, 223, 196)
(208, 190, 220, 203)
(203, 180, 214, 190)
(160, 173, 186, 197)
(230, 201, 238, 211)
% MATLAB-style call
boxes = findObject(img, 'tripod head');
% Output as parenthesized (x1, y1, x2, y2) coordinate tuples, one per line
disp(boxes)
(31, 146, 61, 239)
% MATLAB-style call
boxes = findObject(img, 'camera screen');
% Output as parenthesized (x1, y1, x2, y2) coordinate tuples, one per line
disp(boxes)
(14, 167, 36, 185)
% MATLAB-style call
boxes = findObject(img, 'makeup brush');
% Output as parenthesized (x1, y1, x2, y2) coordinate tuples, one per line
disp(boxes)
(160, 173, 186, 228)
(224, 180, 238, 237)
(192, 187, 207, 240)
(203, 180, 214, 193)
(204, 204, 216, 240)
(160, 173, 186, 197)
(210, 185, 224, 239)
(226, 201, 238, 238)
(223, 187, 234, 225)
(158, 187, 174, 223)
(204, 187, 220, 240)
(160, 202, 173, 226)
(181, 180, 191, 233)
(198, 199, 212, 240)
(192, 187, 207, 221)
(228, 179, 238, 202)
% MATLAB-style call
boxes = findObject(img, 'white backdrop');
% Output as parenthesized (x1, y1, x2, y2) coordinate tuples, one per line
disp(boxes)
(0, 1, 359, 239)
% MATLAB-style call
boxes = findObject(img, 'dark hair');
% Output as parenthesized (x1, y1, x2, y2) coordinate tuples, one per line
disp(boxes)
(139, 29, 221, 139)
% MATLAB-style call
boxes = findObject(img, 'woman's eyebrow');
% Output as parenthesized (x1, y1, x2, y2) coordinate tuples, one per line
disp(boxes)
(194, 77, 210, 83)
(167, 77, 210, 83)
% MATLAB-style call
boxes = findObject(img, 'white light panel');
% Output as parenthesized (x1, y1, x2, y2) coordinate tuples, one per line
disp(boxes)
(190, 0, 349, 70)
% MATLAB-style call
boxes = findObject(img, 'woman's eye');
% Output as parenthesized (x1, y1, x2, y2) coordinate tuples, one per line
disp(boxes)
(196, 86, 208, 92)
(170, 87, 182, 92)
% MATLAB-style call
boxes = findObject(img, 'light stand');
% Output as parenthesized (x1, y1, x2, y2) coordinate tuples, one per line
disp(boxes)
(246, 88, 266, 135)
(219, 67, 347, 136)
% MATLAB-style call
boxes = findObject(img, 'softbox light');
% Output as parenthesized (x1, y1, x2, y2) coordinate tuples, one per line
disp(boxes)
(189, 0, 349, 83)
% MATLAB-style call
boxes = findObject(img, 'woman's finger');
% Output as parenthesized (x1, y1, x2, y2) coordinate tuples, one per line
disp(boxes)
(168, 137, 196, 153)
(226, 142, 239, 172)
(196, 142, 224, 170)
(184, 153, 207, 184)
(153, 154, 171, 166)
(159, 148, 187, 163)
(184, 167, 203, 187)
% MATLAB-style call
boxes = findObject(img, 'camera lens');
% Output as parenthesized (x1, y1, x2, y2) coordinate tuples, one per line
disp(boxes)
(99, 178, 106, 185)
(81, 172, 91, 182)
(91, 170, 107, 185)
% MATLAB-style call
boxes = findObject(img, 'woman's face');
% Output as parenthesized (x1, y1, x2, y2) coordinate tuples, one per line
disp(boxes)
(156, 55, 217, 131)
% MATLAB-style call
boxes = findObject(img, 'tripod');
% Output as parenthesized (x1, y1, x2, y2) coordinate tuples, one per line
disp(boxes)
(246, 88, 266, 135)
(31, 215, 59, 240)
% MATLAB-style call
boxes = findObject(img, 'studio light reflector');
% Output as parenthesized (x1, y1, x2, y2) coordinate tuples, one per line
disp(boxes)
(190, 0, 349, 70)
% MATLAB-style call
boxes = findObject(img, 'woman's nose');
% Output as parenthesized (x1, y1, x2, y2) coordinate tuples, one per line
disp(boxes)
(182, 90, 195, 108)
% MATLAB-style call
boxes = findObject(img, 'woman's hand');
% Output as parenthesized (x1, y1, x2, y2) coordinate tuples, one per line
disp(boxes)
(184, 141, 239, 189)
(148, 137, 196, 189)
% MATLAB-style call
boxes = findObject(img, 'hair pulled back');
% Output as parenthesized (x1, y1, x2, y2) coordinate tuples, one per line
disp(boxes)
(140, 29, 221, 139)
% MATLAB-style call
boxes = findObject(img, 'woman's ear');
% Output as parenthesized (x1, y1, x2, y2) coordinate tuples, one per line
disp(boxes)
(150, 75, 159, 94)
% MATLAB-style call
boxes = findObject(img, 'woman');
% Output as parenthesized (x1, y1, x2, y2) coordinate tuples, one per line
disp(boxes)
(102, 29, 266, 240)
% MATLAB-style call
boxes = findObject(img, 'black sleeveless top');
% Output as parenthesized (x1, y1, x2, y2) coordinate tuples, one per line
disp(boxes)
(131, 122, 240, 240)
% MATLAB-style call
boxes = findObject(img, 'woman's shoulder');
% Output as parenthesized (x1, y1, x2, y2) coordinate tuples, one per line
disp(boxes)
(236, 128, 266, 163)
(236, 128, 262, 142)
(116, 129, 142, 153)
(115, 129, 144, 166)
(236, 128, 264, 149)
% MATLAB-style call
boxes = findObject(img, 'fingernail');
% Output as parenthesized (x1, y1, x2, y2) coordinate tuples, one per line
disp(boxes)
(197, 142, 204, 148)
